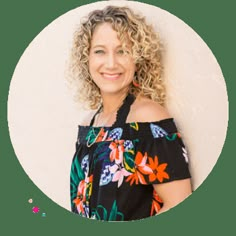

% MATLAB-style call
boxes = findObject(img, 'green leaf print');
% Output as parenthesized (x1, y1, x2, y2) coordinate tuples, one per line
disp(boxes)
(86, 127, 100, 146)
(109, 200, 124, 221)
(91, 200, 124, 221)
(70, 156, 85, 183)
(123, 151, 135, 172)
(166, 133, 177, 141)
(97, 205, 108, 220)
(70, 156, 86, 206)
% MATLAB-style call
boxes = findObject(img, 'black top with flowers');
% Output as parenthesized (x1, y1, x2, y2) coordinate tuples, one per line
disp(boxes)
(70, 94, 191, 221)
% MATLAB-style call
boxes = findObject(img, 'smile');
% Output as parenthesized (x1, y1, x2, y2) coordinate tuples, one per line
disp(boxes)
(102, 73, 122, 80)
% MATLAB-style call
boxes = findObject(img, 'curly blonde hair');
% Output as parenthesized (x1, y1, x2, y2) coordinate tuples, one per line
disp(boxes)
(67, 5, 165, 109)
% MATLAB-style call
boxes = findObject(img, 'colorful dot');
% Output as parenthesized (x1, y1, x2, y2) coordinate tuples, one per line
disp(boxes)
(42, 213, 46, 217)
(28, 199, 33, 204)
(32, 206, 40, 213)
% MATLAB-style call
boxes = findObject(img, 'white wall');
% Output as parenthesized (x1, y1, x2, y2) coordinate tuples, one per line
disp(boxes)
(8, 1, 228, 211)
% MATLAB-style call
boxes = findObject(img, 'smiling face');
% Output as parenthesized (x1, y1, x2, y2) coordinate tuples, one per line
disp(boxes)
(88, 23, 136, 97)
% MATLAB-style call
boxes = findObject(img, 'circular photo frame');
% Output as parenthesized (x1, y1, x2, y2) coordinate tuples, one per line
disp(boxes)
(8, 0, 228, 220)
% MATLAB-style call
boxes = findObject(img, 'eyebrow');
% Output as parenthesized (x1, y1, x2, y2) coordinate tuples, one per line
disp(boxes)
(91, 44, 123, 49)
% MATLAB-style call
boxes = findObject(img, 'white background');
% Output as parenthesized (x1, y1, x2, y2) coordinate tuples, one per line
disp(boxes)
(8, 1, 228, 211)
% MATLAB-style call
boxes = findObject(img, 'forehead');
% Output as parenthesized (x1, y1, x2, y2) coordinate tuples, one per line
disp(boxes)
(91, 23, 119, 44)
(90, 22, 130, 47)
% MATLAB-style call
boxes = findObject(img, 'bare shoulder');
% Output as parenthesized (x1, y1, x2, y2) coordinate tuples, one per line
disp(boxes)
(128, 96, 172, 123)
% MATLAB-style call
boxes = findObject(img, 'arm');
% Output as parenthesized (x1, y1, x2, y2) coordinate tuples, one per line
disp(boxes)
(130, 98, 192, 213)
(153, 178, 192, 214)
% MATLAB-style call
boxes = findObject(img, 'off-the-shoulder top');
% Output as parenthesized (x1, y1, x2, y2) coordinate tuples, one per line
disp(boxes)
(70, 94, 191, 221)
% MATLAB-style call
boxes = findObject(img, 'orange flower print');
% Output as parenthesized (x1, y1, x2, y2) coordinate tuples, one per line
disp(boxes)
(126, 170, 146, 185)
(126, 152, 152, 185)
(148, 156, 170, 183)
(73, 179, 86, 214)
(151, 190, 163, 215)
(96, 128, 108, 142)
(109, 140, 125, 164)
(73, 175, 93, 216)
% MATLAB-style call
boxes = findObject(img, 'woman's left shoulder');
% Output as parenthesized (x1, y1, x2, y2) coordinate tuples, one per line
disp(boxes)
(128, 96, 172, 123)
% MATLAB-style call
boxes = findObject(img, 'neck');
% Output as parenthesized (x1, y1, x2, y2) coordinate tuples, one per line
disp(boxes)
(100, 90, 129, 115)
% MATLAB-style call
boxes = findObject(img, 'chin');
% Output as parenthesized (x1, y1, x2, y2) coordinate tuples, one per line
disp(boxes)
(98, 86, 129, 95)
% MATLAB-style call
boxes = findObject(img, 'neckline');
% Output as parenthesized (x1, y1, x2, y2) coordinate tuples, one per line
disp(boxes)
(79, 118, 175, 129)
(89, 93, 136, 127)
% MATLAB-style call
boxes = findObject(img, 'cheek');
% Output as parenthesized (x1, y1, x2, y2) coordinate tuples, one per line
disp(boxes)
(122, 56, 136, 70)
(88, 57, 101, 71)
(124, 65, 136, 84)
(125, 62, 136, 76)
(88, 60, 97, 74)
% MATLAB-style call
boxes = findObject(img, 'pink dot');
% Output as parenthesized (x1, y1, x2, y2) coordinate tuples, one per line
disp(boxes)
(32, 206, 40, 213)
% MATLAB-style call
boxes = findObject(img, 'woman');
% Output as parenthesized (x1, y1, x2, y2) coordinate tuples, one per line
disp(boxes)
(69, 5, 192, 221)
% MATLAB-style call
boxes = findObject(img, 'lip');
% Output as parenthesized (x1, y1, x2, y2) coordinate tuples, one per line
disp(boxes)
(101, 73, 122, 80)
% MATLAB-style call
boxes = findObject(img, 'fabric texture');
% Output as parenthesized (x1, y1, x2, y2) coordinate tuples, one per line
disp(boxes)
(70, 94, 191, 221)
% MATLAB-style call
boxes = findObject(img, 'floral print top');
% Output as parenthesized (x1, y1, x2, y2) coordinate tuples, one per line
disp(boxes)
(70, 94, 191, 221)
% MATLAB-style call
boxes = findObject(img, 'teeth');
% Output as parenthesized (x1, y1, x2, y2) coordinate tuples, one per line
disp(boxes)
(102, 73, 120, 79)
(104, 73, 119, 77)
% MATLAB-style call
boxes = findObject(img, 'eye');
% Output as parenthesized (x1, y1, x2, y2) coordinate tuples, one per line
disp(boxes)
(94, 50, 105, 54)
(117, 49, 125, 55)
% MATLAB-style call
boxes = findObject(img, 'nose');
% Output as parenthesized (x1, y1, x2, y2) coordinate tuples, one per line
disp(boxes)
(105, 52, 118, 69)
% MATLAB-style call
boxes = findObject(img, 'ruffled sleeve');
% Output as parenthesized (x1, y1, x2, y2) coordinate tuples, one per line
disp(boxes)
(124, 119, 191, 186)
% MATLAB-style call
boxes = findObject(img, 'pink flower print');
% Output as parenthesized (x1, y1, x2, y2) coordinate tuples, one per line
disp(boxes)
(109, 164, 131, 187)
